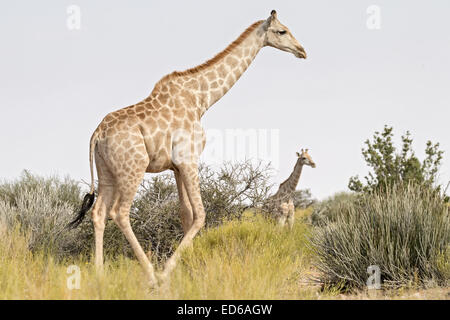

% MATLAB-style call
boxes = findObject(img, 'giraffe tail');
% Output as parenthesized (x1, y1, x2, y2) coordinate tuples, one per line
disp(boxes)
(67, 130, 99, 229)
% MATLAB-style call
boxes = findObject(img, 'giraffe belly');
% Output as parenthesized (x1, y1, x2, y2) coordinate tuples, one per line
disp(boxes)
(146, 160, 172, 173)
(144, 143, 173, 173)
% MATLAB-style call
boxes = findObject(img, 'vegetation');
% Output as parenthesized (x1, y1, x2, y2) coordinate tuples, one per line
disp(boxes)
(1, 206, 447, 300)
(348, 126, 445, 196)
(309, 192, 357, 227)
(124, 161, 273, 261)
(0, 171, 84, 257)
(309, 126, 449, 290)
(310, 184, 449, 290)
(1, 133, 448, 298)
(0, 214, 321, 300)
(0, 162, 273, 262)
(292, 189, 317, 209)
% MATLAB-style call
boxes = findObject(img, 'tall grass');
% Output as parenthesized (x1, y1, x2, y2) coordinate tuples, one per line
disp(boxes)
(0, 215, 320, 300)
(165, 215, 314, 299)
(310, 184, 450, 290)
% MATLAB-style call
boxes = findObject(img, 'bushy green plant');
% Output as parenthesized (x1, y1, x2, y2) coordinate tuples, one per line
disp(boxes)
(310, 184, 450, 290)
(348, 126, 444, 195)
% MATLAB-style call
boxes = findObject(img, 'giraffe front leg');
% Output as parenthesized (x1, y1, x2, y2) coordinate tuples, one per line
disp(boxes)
(160, 163, 206, 281)
(287, 199, 295, 230)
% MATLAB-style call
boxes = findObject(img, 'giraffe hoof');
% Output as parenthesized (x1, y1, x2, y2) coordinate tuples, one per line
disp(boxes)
(143, 271, 159, 288)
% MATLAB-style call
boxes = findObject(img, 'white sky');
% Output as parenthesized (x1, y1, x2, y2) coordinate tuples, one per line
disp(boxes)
(1, 1, 449, 199)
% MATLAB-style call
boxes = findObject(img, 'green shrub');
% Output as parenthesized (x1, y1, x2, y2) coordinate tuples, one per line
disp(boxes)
(309, 192, 358, 226)
(310, 184, 449, 290)
(348, 125, 444, 195)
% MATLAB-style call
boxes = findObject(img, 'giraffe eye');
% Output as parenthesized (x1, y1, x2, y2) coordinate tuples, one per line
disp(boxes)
(277, 30, 287, 35)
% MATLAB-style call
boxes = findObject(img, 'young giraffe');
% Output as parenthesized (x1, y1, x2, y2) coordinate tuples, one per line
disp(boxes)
(69, 10, 307, 285)
(264, 149, 315, 229)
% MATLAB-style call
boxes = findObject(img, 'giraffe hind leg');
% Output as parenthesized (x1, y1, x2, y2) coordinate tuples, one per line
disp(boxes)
(102, 140, 158, 286)
(91, 153, 116, 273)
(110, 170, 158, 286)
(91, 184, 114, 273)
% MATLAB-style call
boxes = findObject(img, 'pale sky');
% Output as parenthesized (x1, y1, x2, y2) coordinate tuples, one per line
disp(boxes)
(1, 1, 449, 199)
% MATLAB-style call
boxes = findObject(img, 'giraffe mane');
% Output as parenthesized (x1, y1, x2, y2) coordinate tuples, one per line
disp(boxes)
(154, 20, 264, 87)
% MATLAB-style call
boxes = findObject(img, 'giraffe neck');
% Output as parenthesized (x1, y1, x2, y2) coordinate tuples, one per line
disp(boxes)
(277, 160, 303, 197)
(155, 21, 267, 118)
(198, 23, 266, 115)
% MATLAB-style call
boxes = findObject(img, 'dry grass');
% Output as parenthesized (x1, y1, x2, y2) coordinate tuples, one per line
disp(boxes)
(334, 287, 449, 300)
(0, 214, 324, 300)
(0, 210, 447, 300)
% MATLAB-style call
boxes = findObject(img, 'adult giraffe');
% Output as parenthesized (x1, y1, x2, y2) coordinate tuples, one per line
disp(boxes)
(69, 10, 307, 285)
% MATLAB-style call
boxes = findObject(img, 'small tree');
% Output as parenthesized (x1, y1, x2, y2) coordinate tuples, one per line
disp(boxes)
(348, 126, 444, 194)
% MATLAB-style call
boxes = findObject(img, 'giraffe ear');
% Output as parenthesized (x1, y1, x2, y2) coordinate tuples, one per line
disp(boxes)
(296, 152, 301, 157)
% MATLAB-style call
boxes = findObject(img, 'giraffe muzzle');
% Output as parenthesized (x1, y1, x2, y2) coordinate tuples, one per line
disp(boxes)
(295, 46, 307, 59)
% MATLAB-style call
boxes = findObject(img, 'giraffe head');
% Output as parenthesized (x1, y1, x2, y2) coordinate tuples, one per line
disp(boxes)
(263, 10, 307, 59)
(296, 149, 316, 168)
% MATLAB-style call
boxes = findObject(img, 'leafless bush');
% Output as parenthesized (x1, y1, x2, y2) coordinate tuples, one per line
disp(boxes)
(126, 161, 273, 261)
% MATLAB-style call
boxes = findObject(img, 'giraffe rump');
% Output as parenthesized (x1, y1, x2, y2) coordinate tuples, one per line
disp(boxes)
(67, 192, 95, 229)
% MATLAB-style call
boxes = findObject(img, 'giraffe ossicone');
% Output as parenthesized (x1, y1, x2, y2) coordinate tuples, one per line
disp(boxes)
(69, 10, 307, 286)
